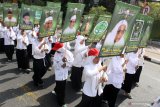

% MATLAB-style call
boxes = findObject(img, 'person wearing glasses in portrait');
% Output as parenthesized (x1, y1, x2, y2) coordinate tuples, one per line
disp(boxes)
(103, 20, 128, 48)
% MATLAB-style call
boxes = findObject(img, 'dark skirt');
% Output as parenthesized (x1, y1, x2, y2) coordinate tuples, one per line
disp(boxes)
(133, 66, 142, 83)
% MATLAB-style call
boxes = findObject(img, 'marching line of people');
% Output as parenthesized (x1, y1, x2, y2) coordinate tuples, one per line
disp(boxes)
(0, 20, 146, 107)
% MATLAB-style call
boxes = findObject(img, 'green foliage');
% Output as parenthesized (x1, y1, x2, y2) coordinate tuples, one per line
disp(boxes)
(89, 6, 111, 16)
(148, 3, 160, 20)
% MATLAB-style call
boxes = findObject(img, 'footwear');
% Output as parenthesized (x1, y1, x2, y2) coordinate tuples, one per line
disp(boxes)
(48, 67, 52, 71)
(62, 104, 67, 107)
(135, 83, 139, 87)
(51, 91, 56, 95)
(124, 92, 132, 99)
(25, 69, 31, 74)
(102, 100, 108, 104)
(18, 68, 22, 71)
(8, 60, 12, 62)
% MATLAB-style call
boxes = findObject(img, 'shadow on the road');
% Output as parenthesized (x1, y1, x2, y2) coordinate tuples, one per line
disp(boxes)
(0, 68, 22, 76)
(0, 77, 18, 84)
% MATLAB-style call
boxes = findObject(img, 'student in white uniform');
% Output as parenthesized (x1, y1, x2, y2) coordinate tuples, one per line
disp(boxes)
(76, 48, 108, 107)
(103, 54, 126, 107)
(133, 48, 145, 86)
(3, 26, 16, 61)
(16, 30, 30, 73)
(52, 42, 74, 107)
(26, 29, 37, 59)
(122, 51, 138, 99)
(70, 35, 89, 91)
(0, 22, 5, 52)
(32, 36, 49, 87)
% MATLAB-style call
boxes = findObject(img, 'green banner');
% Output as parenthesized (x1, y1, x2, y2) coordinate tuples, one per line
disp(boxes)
(86, 15, 111, 43)
(99, 1, 140, 57)
(0, 3, 3, 22)
(80, 14, 95, 36)
(20, 4, 35, 30)
(57, 11, 63, 29)
(39, 6, 60, 37)
(32, 5, 42, 25)
(47, 2, 61, 8)
(60, 3, 85, 43)
(139, 16, 154, 48)
(3, 3, 18, 27)
(126, 14, 146, 53)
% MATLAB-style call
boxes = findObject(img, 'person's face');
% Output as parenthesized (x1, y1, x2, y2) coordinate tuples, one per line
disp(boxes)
(115, 24, 126, 42)
(93, 57, 100, 64)
(69, 20, 75, 28)
(7, 14, 13, 20)
(23, 16, 30, 24)
(44, 20, 53, 30)
(80, 39, 85, 45)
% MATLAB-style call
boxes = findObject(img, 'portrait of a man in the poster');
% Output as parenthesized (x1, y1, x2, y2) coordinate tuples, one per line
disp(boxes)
(23, 12, 32, 26)
(4, 8, 16, 23)
(104, 20, 128, 47)
(44, 16, 53, 31)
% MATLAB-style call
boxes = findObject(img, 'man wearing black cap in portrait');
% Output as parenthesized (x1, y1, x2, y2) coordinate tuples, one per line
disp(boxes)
(23, 12, 33, 26)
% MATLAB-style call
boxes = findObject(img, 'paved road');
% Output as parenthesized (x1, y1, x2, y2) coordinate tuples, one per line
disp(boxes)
(0, 52, 160, 107)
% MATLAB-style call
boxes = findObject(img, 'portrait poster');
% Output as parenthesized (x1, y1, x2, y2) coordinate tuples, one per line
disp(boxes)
(3, 3, 18, 27)
(60, 3, 85, 43)
(139, 16, 154, 48)
(39, 6, 60, 37)
(86, 15, 111, 43)
(80, 14, 95, 36)
(57, 11, 63, 29)
(20, 4, 35, 30)
(126, 14, 145, 53)
(99, 1, 140, 57)
(32, 5, 42, 25)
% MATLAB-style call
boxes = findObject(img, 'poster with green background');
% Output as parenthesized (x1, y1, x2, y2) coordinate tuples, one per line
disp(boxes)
(39, 6, 60, 37)
(60, 3, 85, 43)
(0, 3, 3, 22)
(32, 5, 42, 25)
(86, 15, 111, 43)
(99, 1, 140, 57)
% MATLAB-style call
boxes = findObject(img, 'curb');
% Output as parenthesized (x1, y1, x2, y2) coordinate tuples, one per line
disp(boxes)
(144, 55, 160, 65)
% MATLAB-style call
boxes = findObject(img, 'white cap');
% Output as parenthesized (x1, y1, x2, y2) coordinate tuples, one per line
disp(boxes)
(70, 15, 76, 21)
(44, 16, 53, 24)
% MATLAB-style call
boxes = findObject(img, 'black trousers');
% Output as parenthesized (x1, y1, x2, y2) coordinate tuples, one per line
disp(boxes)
(32, 58, 47, 84)
(103, 84, 120, 107)
(16, 49, 29, 69)
(27, 44, 33, 59)
(76, 93, 102, 107)
(50, 43, 56, 57)
(70, 66, 84, 91)
(4, 45, 14, 60)
(134, 66, 142, 83)
(122, 73, 134, 93)
(54, 80, 66, 106)
(0, 38, 4, 52)
(45, 53, 51, 68)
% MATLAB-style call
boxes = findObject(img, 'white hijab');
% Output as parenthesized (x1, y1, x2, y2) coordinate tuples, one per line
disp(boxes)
(74, 35, 86, 53)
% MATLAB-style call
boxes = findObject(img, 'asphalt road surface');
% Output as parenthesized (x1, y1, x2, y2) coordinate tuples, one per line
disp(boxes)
(0, 52, 160, 107)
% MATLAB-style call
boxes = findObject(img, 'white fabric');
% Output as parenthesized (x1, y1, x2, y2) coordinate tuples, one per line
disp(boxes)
(16, 33, 29, 49)
(104, 20, 128, 47)
(53, 48, 74, 80)
(32, 39, 49, 59)
(70, 15, 76, 21)
(26, 30, 37, 44)
(126, 52, 138, 74)
(107, 56, 125, 89)
(45, 37, 53, 53)
(83, 56, 107, 97)
(4, 17, 16, 23)
(3, 27, 16, 45)
(63, 27, 76, 35)
(151, 96, 160, 107)
(44, 16, 53, 24)
(137, 48, 145, 66)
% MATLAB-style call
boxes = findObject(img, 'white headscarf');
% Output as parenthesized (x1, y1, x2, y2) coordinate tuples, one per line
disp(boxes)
(104, 20, 128, 47)
(74, 35, 86, 53)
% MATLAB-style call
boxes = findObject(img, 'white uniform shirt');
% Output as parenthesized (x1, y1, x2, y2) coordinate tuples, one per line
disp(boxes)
(3, 28, 16, 45)
(137, 48, 145, 66)
(53, 48, 74, 81)
(4, 17, 16, 23)
(107, 56, 125, 89)
(126, 52, 139, 74)
(32, 39, 49, 59)
(63, 27, 76, 35)
(16, 33, 29, 49)
(83, 57, 107, 97)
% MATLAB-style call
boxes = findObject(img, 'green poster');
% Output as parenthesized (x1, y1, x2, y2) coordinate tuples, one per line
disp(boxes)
(86, 15, 111, 43)
(57, 11, 63, 29)
(139, 16, 154, 48)
(39, 6, 60, 37)
(0, 3, 3, 22)
(20, 4, 35, 30)
(99, 1, 140, 57)
(60, 3, 85, 43)
(126, 14, 146, 53)
(80, 14, 95, 36)
(47, 2, 61, 8)
(32, 6, 42, 25)
(3, 3, 18, 27)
